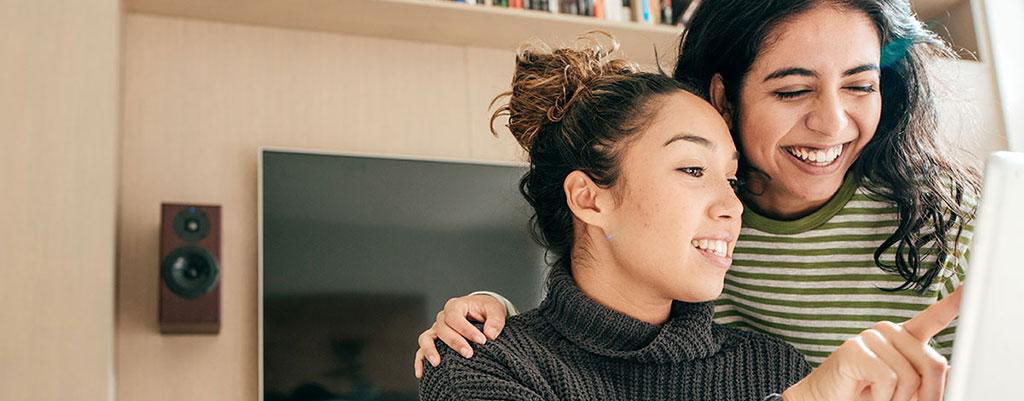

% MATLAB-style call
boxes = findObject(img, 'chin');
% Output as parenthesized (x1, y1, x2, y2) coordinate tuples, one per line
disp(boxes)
(704, 282, 725, 300)
(674, 282, 724, 303)
(789, 178, 842, 201)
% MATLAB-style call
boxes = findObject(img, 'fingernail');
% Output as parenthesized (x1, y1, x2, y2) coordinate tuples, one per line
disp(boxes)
(460, 347, 473, 358)
(430, 355, 440, 366)
(475, 335, 487, 345)
(485, 328, 497, 339)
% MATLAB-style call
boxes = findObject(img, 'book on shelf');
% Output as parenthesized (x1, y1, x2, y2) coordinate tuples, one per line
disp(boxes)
(439, 0, 701, 26)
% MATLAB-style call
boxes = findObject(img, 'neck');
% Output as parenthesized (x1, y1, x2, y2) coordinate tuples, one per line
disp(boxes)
(570, 228, 673, 326)
(742, 192, 828, 220)
(742, 179, 833, 220)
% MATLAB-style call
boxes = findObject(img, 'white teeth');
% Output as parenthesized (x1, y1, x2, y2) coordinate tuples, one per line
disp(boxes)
(693, 239, 730, 257)
(787, 144, 843, 164)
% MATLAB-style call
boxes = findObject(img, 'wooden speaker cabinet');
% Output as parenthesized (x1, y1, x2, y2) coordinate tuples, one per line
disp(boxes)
(159, 203, 221, 334)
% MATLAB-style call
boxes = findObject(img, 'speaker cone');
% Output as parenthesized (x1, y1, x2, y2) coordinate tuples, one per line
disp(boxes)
(161, 246, 220, 299)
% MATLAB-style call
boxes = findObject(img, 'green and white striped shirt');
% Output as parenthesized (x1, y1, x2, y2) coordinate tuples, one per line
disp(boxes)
(717, 175, 971, 366)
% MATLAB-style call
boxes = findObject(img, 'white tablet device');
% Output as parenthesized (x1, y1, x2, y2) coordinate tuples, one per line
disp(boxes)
(944, 151, 1024, 401)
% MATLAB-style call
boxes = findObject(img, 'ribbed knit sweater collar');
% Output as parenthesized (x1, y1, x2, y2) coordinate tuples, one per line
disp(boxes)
(538, 268, 724, 364)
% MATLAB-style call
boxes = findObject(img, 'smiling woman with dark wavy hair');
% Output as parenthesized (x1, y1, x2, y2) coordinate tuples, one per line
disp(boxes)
(675, 0, 979, 294)
(672, 0, 978, 365)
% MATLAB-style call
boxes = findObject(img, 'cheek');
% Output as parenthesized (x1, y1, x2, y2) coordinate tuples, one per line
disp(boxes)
(617, 188, 695, 254)
(853, 98, 882, 141)
(844, 98, 882, 160)
(738, 102, 795, 159)
(644, 190, 702, 249)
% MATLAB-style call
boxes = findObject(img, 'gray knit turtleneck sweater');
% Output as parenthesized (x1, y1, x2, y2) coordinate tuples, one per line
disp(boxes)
(419, 268, 812, 401)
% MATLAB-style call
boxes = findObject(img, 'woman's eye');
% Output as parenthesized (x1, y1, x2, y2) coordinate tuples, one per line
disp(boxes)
(846, 85, 877, 94)
(728, 178, 741, 191)
(678, 167, 705, 177)
(773, 89, 811, 100)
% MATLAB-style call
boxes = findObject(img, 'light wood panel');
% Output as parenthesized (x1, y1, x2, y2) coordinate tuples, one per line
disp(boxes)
(0, 1, 120, 400)
(925, 0, 979, 59)
(466, 46, 523, 161)
(913, 0, 970, 20)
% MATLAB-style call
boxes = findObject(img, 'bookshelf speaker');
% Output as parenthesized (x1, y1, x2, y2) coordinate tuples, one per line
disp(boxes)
(159, 203, 221, 334)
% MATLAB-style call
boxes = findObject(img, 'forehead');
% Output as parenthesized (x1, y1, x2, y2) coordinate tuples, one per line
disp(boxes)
(642, 91, 732, 150)
(755, 5, 881, 71)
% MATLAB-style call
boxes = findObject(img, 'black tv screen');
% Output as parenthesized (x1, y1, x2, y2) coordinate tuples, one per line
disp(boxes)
(260, 149, 546, 401)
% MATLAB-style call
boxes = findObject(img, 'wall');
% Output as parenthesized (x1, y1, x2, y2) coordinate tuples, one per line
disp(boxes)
(933, 58, 1007, 162)
(980, 0, 1023, 150)
(0, 1, 121, 400)
(923, 0, 979, 59)
(117, 12, 1008, 401)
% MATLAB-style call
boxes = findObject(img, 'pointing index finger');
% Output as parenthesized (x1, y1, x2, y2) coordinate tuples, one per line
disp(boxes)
(903, 285, 964, 341)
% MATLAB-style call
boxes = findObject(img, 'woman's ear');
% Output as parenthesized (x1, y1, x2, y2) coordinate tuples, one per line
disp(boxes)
(710, 74, 734, 129)
(564, 170, 613, 230)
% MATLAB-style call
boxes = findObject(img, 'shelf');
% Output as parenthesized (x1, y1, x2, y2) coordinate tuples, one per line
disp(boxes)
(125, 0, 683, 68)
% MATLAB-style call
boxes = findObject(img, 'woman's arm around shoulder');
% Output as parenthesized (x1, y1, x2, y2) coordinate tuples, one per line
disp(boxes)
(419, 334, 545, 401)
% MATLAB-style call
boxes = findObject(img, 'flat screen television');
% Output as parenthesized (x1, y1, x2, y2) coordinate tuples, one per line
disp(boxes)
(259, 149, 547, 401)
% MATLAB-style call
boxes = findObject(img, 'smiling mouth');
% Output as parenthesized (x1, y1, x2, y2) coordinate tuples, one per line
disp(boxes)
(783, 142, 848, 167)
(691, 239, 732, 258)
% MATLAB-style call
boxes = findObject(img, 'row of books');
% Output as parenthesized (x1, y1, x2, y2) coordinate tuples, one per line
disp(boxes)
(445, 0, 701, 27)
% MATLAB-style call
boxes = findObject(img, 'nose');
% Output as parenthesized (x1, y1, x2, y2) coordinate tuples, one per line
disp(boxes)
(805, 89, 849, 137)
(708, 181, 743, 223)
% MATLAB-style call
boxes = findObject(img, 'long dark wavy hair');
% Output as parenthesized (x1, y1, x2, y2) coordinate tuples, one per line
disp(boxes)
(674, 0, 980, 293)
(490, 34, 700, 278)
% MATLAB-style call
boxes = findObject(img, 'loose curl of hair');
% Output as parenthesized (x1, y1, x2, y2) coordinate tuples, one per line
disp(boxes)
(491, 32, 701, 277)
(674, 0, 980, 293)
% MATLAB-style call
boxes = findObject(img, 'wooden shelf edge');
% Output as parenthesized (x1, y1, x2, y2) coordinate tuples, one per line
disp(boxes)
(125, 0, 683, 68)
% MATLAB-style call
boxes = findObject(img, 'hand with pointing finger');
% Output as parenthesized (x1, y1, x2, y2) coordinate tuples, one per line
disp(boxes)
(783, 286, 964, 401)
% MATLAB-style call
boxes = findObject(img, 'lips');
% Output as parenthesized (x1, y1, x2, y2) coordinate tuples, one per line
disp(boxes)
(691, 238, 731, 257)
(783, 143, 845, 166)
(691, 238, 734, 269)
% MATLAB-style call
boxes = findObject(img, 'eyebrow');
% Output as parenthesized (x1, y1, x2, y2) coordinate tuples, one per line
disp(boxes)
(664, 133, 739, 160)
(762, 63, 880, 82)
